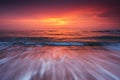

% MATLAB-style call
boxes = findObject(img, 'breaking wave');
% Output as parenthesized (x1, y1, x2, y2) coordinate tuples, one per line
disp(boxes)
(0, 30, 120, 80)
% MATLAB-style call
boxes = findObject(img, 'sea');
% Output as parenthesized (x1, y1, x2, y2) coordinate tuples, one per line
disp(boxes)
(0, 29, 120, 80)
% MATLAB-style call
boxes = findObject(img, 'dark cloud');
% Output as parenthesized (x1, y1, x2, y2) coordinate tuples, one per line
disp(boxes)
(98, 8, 120, 18)
(0, 0, 120, 13)
(96, 2, 120, 23)
(0, 0, 119, 18)
(0, 0, 120, 7)
(0, 0, 120, 15)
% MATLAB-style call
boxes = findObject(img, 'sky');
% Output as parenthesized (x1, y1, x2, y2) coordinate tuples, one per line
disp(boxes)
(0, 0, 120, 31)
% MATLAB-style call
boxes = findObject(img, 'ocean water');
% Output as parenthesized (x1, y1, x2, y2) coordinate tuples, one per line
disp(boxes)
(0, 29, 120, 80)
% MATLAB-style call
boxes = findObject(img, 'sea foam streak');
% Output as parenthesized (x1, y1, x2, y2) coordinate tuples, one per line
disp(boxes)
(0, 45, 120, 80)
(0, 30, 120, 80)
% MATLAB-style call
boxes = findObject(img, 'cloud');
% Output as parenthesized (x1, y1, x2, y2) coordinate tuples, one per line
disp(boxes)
(0, 0, 119, 7)
(0, 0, 120, 30)
(98, 8, 120, 18)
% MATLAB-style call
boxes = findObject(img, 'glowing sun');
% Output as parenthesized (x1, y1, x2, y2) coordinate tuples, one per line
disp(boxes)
(42, 18, 67, 26)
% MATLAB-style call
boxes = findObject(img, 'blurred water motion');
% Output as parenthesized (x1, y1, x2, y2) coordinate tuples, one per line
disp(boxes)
(0, 29, 120, 80)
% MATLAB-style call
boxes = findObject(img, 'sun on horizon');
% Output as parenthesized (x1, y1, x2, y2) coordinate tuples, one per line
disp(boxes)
(41, 18, 69, 26)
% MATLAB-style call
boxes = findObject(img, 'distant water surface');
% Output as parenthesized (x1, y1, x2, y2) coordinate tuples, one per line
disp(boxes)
(0, 29, 120, 80)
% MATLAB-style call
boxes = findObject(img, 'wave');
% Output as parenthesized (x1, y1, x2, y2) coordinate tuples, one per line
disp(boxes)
(103, 43, 120, 50)
(0, 30, 120, 80)
(0, 35, 119, 41)
(0, 41, 120, 49)
(0, 36, 119, 47)
(0, 42, 13, 50)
